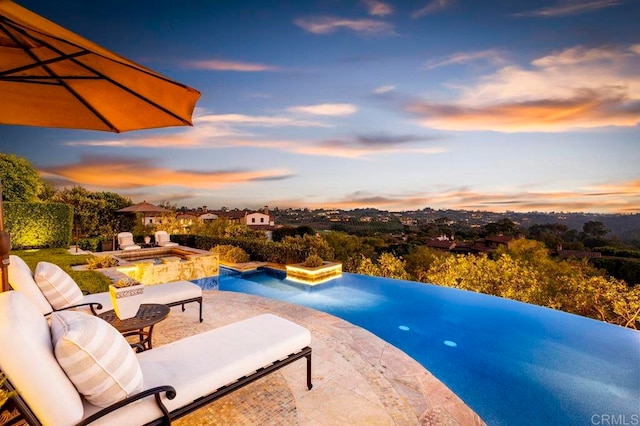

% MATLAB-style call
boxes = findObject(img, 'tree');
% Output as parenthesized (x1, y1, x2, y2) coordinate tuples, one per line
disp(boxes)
(482, 218, 520, 237)
(583, 221, 609, 238)
(404, 246, 449, 283)
(0, 153, 46, 202)
(580, 220, 611, 248)
(52, 186, 105, 241)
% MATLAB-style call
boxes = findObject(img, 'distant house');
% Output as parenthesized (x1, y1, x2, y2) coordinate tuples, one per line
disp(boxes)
(244, 206, 276, 240)
(176, 213, 198, 229)
(426, 239, 456, 251)
(482, 235, 515, 249)
(555, 245, 602, 259)
(198, 213, 218, 221)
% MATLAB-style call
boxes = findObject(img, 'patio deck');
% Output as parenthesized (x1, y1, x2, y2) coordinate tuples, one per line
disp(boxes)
(152, 290, 485, 425)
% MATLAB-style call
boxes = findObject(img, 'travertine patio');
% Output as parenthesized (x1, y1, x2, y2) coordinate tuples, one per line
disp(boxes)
(152, 290, 485, 425)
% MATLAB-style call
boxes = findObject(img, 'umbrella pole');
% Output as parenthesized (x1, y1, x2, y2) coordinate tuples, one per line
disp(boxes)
(0, 179, 11, 292)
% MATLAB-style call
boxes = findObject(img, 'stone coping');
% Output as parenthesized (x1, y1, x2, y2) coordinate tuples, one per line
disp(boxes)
(152, 290, 485, 425)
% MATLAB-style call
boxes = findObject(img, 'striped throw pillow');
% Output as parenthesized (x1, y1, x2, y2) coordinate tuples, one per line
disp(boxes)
(34, 262, 83, 309)
(50, 311, 143, 407)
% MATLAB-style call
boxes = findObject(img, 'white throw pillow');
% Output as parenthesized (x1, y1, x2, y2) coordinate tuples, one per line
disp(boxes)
(34, 261, 83, 309)
(50, 311, 143, 407)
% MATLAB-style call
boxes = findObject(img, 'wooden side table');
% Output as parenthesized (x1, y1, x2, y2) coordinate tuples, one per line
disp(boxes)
(98, 304, 170, 352)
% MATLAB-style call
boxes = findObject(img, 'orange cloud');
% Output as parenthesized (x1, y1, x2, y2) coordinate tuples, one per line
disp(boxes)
(279, 179, 640, 214)
(41, 156, 293, 190)
(184, 60, 279, 72)
(408, 44, 640, 132)
(407, 93, 640, 132)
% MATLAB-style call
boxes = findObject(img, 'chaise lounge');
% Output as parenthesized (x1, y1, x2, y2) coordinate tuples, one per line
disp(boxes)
(154, 231, 178, 247)
(0, 291, 313, 425)
(7, 255, 204, 322)
(117, 232, 141, 251)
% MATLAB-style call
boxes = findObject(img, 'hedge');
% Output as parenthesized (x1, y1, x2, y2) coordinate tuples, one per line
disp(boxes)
(171, 234, 333, 264)
(4, 202, 73, 249)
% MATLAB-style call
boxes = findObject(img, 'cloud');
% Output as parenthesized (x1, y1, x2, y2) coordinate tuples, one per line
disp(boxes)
(361, 0, 394, 16)
(287, 103, 357, 116)
(407, 92, 640, 132)
(286, 179, 640, 213)
(407, 44, 640, 132)
(294, 134, 446, 158)
(183, 59, 279, 72)
(373, 85, 395, 94)
(514, 0, 623, 17)
(294, 16, 394, 35)
(65, 112, 329, 148)
(412, 0, 454, 18)
(424, 49, 506, 70)
(40, 155, 293, 190)
(198, 113, 328, 127)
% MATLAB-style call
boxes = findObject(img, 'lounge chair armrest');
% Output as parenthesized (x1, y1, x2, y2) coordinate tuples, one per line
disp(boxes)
(53, 302, 104, 316)
(75, 385, 177, 426)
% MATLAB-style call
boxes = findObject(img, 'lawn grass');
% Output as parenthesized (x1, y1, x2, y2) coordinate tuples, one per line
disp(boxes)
(11, 248, 111, 294)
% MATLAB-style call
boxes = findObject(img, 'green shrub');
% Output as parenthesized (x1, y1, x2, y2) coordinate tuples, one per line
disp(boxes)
(77, 236, 102, 252)
(211, 245, 250, 263)
(302, 254, 324, 268)
(4, 202, 72, 249)
(86, 255, 119, 270)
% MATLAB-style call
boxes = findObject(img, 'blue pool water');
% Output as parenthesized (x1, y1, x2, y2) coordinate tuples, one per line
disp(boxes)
(194, 269, 640, 426)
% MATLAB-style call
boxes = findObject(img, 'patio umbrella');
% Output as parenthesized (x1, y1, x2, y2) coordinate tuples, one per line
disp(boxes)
(0, 0, 201, 290)
(117, 201, 171, 224)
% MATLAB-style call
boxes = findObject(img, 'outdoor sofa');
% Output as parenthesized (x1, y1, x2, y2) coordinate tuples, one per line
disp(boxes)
(7, 254, 203, 322)
(0, 290, 313, 425)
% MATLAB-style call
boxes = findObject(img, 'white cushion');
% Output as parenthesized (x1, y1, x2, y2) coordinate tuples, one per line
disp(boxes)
(117, 232, 140, 250)
(142, 280, 201, 304)
(50, 311, 144, 407)
(155, 231, 178, 247)
(34, 261, 84, 310)
(80, 280, 201, 314)
(81, 314, 311, 424)
(7, 255, 52, 315)
(0, 291, 84, 425)
(158, 241, 178, 247)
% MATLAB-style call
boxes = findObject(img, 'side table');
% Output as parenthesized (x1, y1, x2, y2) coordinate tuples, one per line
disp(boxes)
(98, 304, 170, 352)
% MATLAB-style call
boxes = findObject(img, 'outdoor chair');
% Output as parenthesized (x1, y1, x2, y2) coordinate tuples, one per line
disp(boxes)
(7, 255, 203, 322)
(0, 291, 313, 425)
(117, 232, 141, 250)
(154, 231, 178, 247)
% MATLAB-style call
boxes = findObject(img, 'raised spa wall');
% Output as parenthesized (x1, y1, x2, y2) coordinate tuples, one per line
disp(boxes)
(116, 252, 219, 285)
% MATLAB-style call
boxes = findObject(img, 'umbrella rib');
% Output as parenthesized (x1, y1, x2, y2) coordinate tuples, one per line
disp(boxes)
(0, 50, 91, 77)
(2, 19, 194, 127)
(0, 22, 120, 132)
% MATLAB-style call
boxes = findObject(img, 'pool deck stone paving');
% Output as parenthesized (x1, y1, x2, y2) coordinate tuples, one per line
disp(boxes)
(152, 290, 485, 425)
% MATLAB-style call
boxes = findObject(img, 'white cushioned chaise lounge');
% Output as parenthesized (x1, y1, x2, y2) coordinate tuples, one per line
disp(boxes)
(7, 255, 203, 322)
(0, 291, 313, 425)
(117, 232, 141, 251)
(154, 231, 178, 247)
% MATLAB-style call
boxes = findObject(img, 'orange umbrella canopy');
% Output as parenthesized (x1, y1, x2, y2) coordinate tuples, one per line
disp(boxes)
(0, 0, 200, 132)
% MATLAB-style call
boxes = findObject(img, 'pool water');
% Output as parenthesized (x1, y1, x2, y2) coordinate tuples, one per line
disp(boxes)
(194, 269, 640, 426)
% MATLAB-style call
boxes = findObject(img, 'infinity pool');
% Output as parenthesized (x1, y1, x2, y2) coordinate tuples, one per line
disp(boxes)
(194, 268, 640, 426)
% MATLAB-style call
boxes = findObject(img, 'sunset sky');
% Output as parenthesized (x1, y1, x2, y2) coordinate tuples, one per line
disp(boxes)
(1, 0, 639, 213)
